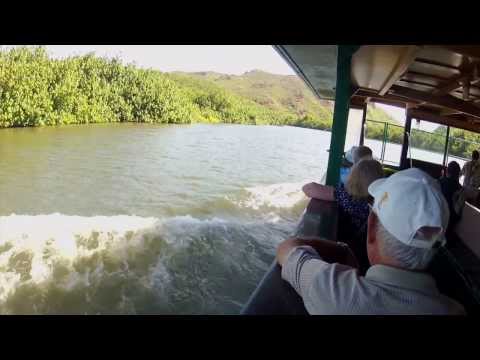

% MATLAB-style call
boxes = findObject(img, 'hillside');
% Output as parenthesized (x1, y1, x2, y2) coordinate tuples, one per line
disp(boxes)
(182, 70, 333, 119)
(0, 47, 397, 133)
(172, 70, 401, 128)
(171, 70, 335, 123)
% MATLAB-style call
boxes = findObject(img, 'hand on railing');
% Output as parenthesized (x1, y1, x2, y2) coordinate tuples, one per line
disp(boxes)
(276, 237, 359, 269)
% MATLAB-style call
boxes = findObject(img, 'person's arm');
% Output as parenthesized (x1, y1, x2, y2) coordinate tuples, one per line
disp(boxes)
(302, 183, 335, 201)
(277, 237, 361, 314)
(277, 236, 359, 268)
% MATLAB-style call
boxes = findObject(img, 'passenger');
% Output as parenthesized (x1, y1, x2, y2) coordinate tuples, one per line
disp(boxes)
(304, 159, 384, 273)
(438, 161, 464, 238)
(303, 159, 384, 231)
(352, 145, 373, 164)
(461, 150, 480, 205)
(461, 150, 480, 187)
(277, 168, 465, 315)
(340, 146, 373, 184)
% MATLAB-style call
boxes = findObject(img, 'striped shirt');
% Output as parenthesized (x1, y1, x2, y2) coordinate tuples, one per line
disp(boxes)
(281, 246, 466, 315)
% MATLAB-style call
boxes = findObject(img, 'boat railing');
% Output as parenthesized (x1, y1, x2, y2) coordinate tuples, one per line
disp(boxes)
(241, 199, 338, 315)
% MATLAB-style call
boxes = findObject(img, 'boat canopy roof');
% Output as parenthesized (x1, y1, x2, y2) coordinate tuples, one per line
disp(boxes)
(274, 45, 338, 100)
(274, 45, 480, 133)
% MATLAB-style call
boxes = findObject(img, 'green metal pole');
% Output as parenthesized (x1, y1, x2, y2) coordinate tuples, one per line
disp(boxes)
(400, 110, 412, 169)
(443, 126, 450, 167)
(381, 123, 389, 162)
(326, 45, 357, 186)
(359, 103, 367, 146)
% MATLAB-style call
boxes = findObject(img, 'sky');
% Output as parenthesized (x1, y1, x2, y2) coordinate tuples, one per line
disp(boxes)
(5, 45, 435, 129)
(37, 45, 296, 76)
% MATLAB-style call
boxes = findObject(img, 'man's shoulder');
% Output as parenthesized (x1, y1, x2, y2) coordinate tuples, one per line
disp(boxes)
(307, 266, 464, 315)
(304, 263, 364, 314)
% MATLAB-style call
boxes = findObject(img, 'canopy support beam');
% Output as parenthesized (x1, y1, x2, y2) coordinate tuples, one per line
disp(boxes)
(359, 103, 367, 146)
(400, 109, 412, 169)
(326, 45, 358, 186)
(391, 85, 480, 120)
(410, 109, 480, 133)
(443, 126, 450, 167)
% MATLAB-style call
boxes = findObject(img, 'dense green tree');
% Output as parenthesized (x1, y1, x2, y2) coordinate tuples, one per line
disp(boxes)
(1, 47, 480, 159)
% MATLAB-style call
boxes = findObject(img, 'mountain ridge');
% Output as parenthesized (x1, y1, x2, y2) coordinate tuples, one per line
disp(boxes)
(169, 69, 337, 121)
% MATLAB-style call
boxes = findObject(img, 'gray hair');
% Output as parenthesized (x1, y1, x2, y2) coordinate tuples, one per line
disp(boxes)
(376, 219, 437, 271)
(353, 146, 373, 164)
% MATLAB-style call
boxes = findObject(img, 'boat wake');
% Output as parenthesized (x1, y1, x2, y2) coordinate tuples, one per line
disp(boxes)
(0, 213, 292, 314)
(224, 180, 311, 220)
(0, 179, 315, 314)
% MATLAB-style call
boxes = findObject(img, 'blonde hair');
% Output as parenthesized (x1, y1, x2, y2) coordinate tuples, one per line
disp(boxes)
(345, 159, 384, 200)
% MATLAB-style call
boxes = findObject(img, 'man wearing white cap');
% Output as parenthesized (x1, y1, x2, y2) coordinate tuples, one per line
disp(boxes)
(277, 168, 465, 315)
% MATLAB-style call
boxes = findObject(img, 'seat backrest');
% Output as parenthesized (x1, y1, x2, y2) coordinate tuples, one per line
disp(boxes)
(428, 209, 480, 314)
(455, 202, 480, 258)
(336, 208, 369, 275)
(429, 239, 480, 315)
(406, 158, 444, 179)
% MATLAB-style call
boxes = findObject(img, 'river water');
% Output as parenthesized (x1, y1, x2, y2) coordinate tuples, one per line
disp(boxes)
(0, 124, 467, 314)
(0, 124, 334, 314)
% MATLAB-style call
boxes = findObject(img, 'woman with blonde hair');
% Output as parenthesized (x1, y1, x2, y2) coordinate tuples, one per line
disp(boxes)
(303, 159, 384, 272)
(303, 159, 384, 230)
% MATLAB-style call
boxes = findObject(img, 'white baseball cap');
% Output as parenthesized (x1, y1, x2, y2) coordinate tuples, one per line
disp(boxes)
(368, 168, 450, 249)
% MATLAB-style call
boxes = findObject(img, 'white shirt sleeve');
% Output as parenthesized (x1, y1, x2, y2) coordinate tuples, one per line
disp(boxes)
(281, 246, 362, 314)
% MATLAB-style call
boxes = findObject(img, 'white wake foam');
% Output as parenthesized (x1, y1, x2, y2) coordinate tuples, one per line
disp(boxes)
(0, 214, 160, 302)
(0, 213, 293, 312)
(231, 180, 311, 210)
